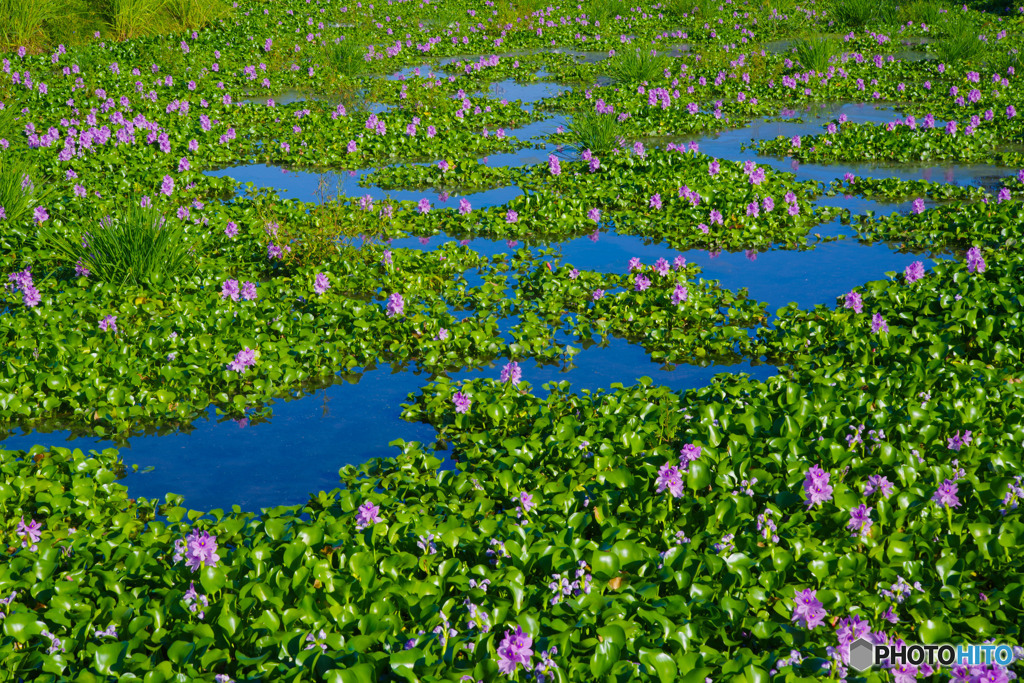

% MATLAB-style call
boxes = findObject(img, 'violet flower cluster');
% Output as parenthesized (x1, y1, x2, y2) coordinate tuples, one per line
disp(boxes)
(172, 529, 220, 572)
(496, 625, 533, 676)
(8, 268, 40, 307)
(355, 501, 382, 530)
(791, 588, 828, 629)
(803, 465, 833, 508)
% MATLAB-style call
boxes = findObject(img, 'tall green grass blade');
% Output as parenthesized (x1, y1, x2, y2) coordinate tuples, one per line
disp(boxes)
(38, 197, 201, 289)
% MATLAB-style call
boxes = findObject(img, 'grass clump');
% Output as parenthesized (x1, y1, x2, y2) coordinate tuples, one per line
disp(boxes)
(606, 49, 671, 83)
(585, 0, 621, 23)
(39, 198, 200, 288)
(567, 111, 620, 153)
(935, 13, 985, 62)
(322, 38, 366, 78)
(99, 0, 167, 41)
(793, 36, 837, 73)
(829, 0, 897, 26)
(663, 0, 719, 18)
(0, 155, 50, 227)
(164, 0, 230, 31)
(0, 0, 60, 51)
(899, 0, 949, 25)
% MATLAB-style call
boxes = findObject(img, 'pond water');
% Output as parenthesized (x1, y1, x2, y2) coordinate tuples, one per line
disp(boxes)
(3, 55, 1010, 514)
(0, 340, 774, 512)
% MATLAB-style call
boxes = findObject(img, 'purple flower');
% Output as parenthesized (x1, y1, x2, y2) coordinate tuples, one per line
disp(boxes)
(709, 209, 723, 225)
(355, 501, 382, 530)
(314, 272, 330, 295)
(506, 209, 518, 223)
(180, 530, 220, 572)
(221, 279, 240, 301)
(435, 328, 449, 341)
(656, 464, 684, 498)
(679, 444, 701, 470)
(267, 243, 283, 260)
(966, 246, 985, 273)
(932, 480, 961, 508)
(517, 490, 535, 515)
(871, 313, 888, 334)
(17, 517, 42, 550)
(34, 206, 48, 223)
(161, 175, 174, 196)
(634, 274, 651, 291)
(241, 282, 257, 301)
(224, 221, 238, 238)
(500, 361, 522, 385)
(649, 193, 662, 210)
(416, 533, 437, 555)
(843, 291, 863, 314)
(803, 465, 833, 508)
(847, 504, 873, 538)
(548, 154, 561, 175)
(417, 198, 431, 214)
(99, 315, 118, 332)
(228, 347, 257, 373)
(998, 188, 1012, 203)
(96, 624, 118, 638)
(496, 626, 533, 676)
(945, 120, 957, 136)
(912, 198, 925, 214)
(904, 261, 925, 284)
(708, 160, 720, 175)
(41, 630, 64, 654)
(746, 201, 760, 217)
(864, 474, 894, 498)
(347, 140, 357, 153)
(671, 284, 688, 305)
(386, 292, 404, 317)
(674, 255, 686, 270)
(459, 198, 472, 215)
(791, 588, 828, 630)
(592, 289, 604, 300)
(453, 391, 471, 413)
(587, 207, 600, 222)
(947, 430, 972, 451)
(8, 267, 41, 307)
(628, 257, 642, 272)
(654, 258, 669, 276)
(438, 159, 449, 173)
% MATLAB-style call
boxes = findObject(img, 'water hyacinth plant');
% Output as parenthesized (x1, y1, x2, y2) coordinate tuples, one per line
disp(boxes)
(0, 0, 1023, 679)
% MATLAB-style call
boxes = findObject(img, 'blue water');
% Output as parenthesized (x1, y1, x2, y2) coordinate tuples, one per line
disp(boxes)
(0, 342, 774, 512)
(4, 70, 1012, 513)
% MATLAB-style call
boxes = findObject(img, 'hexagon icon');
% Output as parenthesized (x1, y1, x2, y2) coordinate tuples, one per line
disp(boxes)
(849, 638, 875, 672)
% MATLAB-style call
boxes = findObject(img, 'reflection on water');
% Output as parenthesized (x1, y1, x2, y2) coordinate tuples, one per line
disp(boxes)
(0, 341, 775, 512)
(44, 60, 1012, 512)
